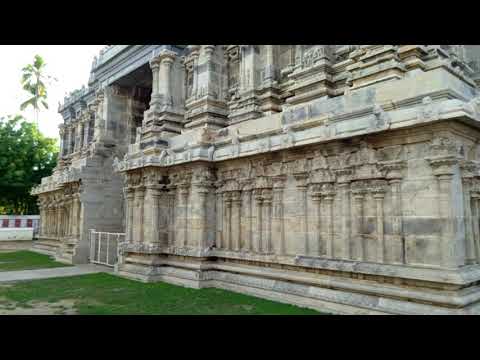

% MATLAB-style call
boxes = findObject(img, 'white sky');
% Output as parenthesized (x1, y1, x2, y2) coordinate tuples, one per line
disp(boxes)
(0, 45, 105, 139)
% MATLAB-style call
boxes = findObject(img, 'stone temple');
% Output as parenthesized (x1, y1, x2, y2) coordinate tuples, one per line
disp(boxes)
(31, 45, 480, 314)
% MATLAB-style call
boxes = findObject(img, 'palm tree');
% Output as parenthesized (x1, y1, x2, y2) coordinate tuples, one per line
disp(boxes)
(20, 55, 56, 127)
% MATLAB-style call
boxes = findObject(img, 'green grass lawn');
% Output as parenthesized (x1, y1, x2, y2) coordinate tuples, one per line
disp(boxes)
(0, 250, 71, 272)
(0, 272, 322, 315)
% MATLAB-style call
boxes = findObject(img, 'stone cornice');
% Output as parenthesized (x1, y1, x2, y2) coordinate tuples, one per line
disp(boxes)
(116, 94, 480, 174)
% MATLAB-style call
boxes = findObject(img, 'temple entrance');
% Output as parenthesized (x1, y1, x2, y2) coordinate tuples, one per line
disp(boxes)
(113, 63, 152, 145)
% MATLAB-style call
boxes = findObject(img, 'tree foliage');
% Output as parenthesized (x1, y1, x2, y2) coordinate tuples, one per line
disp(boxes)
(0, 115, 58, 215)
(20, 55, 57, 126)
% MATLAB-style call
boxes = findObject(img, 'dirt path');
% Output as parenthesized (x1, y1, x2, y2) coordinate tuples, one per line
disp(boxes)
(0, 297, 77, 315)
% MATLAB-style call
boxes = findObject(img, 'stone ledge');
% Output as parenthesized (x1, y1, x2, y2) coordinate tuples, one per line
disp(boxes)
(116, 261, 480, 314)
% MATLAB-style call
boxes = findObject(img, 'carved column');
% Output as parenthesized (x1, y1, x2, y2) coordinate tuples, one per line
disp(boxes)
(311, 187, 323, 256)
(351, 183, 366, 261)
(69, 196, 75, 238)
(253, 189, 263, 253)
(323, 184, 336, 258)
(383, 162, 405, 263)
(78, 122, 84, 150)
(134, 187, 145, 243)
(272, 177, 286, 255)
(295, 174, 309, 255)
(168, 187, 176, 247)
(215, 186, 224, 249)
(471, 189, 480, 263)
(83, 119, 90, 149)
(62, 200, 67, 237)
(37, 203, 43, 236)
(56, 201, 63, 238)
(48, 205, 53, 236)
(461, 170, 476, 265)
(47, 204, 52, 236)
(429, 157, 466, 268)
(45, 205, 49, 236)
(125, 188, 135, 243)
(231, 191, 242, 251)
(147, 186, 162, 244)
(337, 179, 351, 260)
(195, 183, 211, 250)
(158, 51, 176, 107)
(224, 192, 232, 250)
(59, 125, 65, 158)
(243, 188, 253, 252)
(53, 203, 57, 237)
(52, 204, 57, 237)
(65, 127, 71, 156)
(263, 189, 273, 254)
(149, 57, 161, 106)
(372, 183, 386, 263)
(73, 193, 81, 238)
(179, 185, 190, 247)
(264, 45, 276, 84)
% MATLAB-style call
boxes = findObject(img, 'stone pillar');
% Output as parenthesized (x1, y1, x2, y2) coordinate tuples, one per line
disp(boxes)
(158, 50, 176, 107)
(68, 197, 74, 237)
(243, 188, 253, 252)
(65, 195, 72, 236)
(352, 185, 366, 261)
(240, 45, 255, 93)
(125, 188, 135, 243)
(323, 185, 336, 258)
(231, 191, 242, 251)
(78, 122, 84, 150)
(65, 127, 71, 155)
(73, 194, 81, 238)
(83, 120, 89, 149)
(39, 204, 44, 236)
(196, 185, 210, 250)
(471, 192, 480, 263)
(253, 189, 263, 253)
(216, 190, 223, 249)
(134, 187, 145, 243)
(389, 178, 403, 240)
(149, 57, 161, 106)
(147, 187, 161, 245)
(56, 201, 63, 238)
(295, 174, 309, 256)
(272, 177, 286, 255)
(37, 204, 43, 236)
(429, 157, 466, 268)
(462, 178, 476, 264)
(335, 172, 352, 260)
(45, 206, 49, 236)
(60, 200, 66, 237)
(48, 205, 52, 236)
(224, 193, 232, 250)
(263, 190, 273, 254)
(264, 45, 276, 84)
(191, 49, 200, 99)
(373, 189, 386, 263)
(59, 126, 65, 158)
(179, 185, 189, 247)
(311, 190, 323, 256)
(51, 205, 56, 236)
(167, 188, 176, 247)
(53, 204, 57, 237)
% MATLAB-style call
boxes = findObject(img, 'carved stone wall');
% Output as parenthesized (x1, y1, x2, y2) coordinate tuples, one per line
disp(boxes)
(33, 45, 480, 314)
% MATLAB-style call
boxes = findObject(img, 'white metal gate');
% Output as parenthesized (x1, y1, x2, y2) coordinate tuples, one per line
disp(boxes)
(89, 229, 125, 267)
